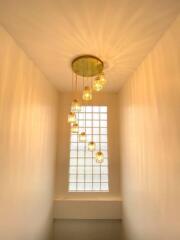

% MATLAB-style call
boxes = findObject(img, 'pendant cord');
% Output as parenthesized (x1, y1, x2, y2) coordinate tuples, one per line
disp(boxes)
(91, 77, 93, 141)
(99, 107, 101, 152)
(75, 74, 78, 98)
(84, 105, 86, 135)
(72, 71, 74, 99)
(83, 75, 85, 134)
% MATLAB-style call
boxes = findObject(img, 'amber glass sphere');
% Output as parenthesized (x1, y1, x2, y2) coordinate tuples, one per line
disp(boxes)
(99, 72, 107, 86)
(71, 123, 78, 133)
(88, 141, 96, 151)
(96, 151, 104, 163)
(68, 112, 76, 123)
(71, 99, 81, 112)
(82, 86, 92, 101)
(93, 77, 103, 92)
(79, 132, 86, 142)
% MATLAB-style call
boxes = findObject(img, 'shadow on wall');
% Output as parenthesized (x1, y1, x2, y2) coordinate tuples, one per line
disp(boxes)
(54, 219, 127, 240)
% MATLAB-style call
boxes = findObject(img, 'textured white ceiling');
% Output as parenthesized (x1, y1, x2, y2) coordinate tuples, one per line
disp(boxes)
(0, 0, 179, 92)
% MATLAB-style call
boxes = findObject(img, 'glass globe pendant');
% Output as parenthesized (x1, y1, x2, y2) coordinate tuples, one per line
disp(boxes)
(95, 151, 104, 163)
(82, 86, 92, 101)
(99, 72, 107, 86)
(68, 112, 76, 123)
(88, 141, 96, 151)
(79, 132, 86, 142)
(71, 123, 78, 133)
(93, 76, 103, 92)
(71, 99, 81, 112)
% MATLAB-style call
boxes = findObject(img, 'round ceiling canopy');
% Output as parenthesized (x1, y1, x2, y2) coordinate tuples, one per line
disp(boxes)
(72, 55, 104, 77)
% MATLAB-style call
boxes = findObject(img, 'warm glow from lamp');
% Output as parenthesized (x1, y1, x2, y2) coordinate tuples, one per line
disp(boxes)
(71, 99, 81, 112)
(93, 77, 103, 92)
(71, 123, 78, 133)
(82, 86, 92, 101)
(88, 141, 96, 151)
(79, 132, 86, 142)
(99, 72, 107, 86)
(68, 112, 76, 123)
(95, 151, 104, 163)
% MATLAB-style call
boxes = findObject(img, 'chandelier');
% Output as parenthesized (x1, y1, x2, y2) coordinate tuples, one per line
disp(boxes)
(68, 55, 106, 163)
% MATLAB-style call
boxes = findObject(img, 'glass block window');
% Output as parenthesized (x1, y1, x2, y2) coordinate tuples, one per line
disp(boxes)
(68, 106, 109, 192)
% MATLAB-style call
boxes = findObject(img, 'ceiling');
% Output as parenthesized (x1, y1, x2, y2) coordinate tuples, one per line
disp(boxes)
(0, 0, 179, 92)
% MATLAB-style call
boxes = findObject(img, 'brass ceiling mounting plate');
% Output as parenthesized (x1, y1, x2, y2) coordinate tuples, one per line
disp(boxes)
(72, 55, 104, 77)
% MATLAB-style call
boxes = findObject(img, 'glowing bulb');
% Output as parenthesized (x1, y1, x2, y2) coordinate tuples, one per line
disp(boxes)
(71, 99, 81, 112)
(79, 132, 86, 142)
(68, 112, 76, 123)
(88, 141, 96, 151)
(82, 86, 92, 101)
(99, 72, 107, 86)
(93, 77, 103, 92)
(71, 123, 78, 133)
(95, 151, 104, 163)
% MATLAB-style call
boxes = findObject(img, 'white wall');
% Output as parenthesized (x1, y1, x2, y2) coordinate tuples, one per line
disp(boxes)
(119, 15, 180, 240)
(0, 25, 59, 240)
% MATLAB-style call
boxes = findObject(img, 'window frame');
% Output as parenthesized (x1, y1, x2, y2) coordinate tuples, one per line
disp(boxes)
(68, 105, 109, 192)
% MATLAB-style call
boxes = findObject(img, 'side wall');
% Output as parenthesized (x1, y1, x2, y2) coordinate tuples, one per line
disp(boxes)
(119, 15, 180, 240)
(0, 25, 59, 240)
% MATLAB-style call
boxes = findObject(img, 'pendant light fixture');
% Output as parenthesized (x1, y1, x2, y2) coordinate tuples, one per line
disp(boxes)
(96, 151, 104, 163)
(71, 99, 81, 112)
(88, 141, 96, 151)
(93, 76, 104, 92)
(79, 132, 86, 142)
(82, 86, 92, 101)
(68, 112, 76, 123)
(71, 122, 79, 133)
(99, 72, 107, 86)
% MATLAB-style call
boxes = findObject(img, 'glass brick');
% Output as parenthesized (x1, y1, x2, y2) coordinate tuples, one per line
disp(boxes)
(69, 183, 76, 191)
(101, 183, 108, 191)
(93, 106, 99, 112)
(85, 174, 92, 182)
(101, 121, 107, 127)
(93, 166, 100, 174)
(93, 183, 100, 191)
(86, 106, 92, 112)
(70, 158, 77, 165)
(78, 167, 84, 174)
(77, 175, 84, 183)
(69, 174, 76, 182)
(101, 128, 107, 134)
(86, 113, 92, 119)
(101, 113, 107, 120)
(85, 167, 92, 174)
(100, 106, 107, 112)
(93, 174, 100, 182)
(69, 167, 76, 174)
(77, 183, 84, 191)
(101, 174, 108, 182)
(85, 183, 92, 191)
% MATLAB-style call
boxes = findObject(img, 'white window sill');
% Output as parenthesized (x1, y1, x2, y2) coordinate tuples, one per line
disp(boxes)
(54, 199, 122, 220)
